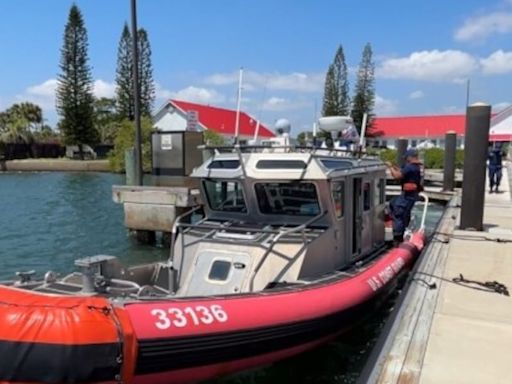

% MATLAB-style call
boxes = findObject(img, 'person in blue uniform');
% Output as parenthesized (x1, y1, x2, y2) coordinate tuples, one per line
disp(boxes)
(488, 144, 504, 193)
(385, 149, 423, 246)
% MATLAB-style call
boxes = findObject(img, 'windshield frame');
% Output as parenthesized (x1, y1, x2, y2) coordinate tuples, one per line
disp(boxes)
(202, 179, 248, 214)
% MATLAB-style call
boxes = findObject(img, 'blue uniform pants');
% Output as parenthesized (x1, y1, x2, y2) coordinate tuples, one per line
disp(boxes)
(489, 165, 502, 190)
(390, 195, 416, 237)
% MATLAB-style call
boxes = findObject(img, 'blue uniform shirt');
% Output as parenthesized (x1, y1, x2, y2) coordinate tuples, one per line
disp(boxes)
(400, 162, 422, 199)
(488, 149, 503, 168)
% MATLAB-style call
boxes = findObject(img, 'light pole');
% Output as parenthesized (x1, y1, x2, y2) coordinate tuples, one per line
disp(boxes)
(131, 0, 143, 185)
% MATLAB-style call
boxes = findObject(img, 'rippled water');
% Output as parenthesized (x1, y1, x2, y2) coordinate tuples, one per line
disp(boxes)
(0, 172, 444, 383)
(0, 172, 167, 280)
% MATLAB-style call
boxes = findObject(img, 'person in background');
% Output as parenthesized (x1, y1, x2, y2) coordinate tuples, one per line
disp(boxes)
(488, 143, 504, 193)
(385, 149, 423, 246)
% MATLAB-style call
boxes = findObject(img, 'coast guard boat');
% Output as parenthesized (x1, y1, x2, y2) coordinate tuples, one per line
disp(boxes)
(0, 116, 427, 384)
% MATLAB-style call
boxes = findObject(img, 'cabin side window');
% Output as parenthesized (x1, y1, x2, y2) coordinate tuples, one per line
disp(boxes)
(363, 182, 371, 211)
(203, 180, 247, 213)
(375, 178, 386, 206)
(331, 181, 345, 219)
(255, 182, 320, 216)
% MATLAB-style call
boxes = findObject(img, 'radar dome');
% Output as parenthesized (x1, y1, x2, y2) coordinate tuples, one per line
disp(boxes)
(274, 118, 291, 135)
(317, 116, 354, 134)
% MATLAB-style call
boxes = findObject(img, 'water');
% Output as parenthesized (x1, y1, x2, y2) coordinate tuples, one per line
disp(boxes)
(0, 172, 167, 280)
(0, 172, 444, 383)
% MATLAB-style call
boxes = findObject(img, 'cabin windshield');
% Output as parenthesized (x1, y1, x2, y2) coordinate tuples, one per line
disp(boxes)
(203, 180, 247, 213)
(255, 182, 320, 216)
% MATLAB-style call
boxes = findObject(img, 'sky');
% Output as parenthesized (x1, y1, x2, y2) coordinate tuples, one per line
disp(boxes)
(0, 0, 511, 134)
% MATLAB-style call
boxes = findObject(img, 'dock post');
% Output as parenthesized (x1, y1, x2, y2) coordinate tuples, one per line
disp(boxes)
(460, 102, 491, 231)
(443, 131, 457, 191)
(125, 148, 136, 186)
(396, 138, 408, 167)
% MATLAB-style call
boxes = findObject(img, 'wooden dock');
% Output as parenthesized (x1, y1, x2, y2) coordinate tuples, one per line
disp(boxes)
(360, 164, 512, 384)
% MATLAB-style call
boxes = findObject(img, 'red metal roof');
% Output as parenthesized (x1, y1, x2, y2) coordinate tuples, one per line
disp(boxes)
(171, 100, 275, 138)
(372, 115, 466, 138)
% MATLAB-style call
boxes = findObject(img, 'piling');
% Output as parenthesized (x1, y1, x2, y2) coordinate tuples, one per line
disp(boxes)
(125, 148, 136, 186)
(396, 138, 408, 167)
(460, 102, 491, 231)
(443, 131, 457, 191)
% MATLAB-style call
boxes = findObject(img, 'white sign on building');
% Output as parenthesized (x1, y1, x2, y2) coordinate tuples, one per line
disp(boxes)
(161, 134, 172, 150)
(186, 110, 199, 131)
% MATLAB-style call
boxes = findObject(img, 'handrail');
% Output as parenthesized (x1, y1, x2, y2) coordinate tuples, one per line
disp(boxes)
(249, 210, 327, 291)
(168, 206, 202, 263)
(197, 144, 379, 159)
(418, 192, 429, 230)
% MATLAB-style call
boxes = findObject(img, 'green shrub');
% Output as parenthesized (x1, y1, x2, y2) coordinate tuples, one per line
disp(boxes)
(422, 148, 444, 169)
(378, 149, 397, 163)
(455, 149, 464, 169)
(108, 117, 153, 172)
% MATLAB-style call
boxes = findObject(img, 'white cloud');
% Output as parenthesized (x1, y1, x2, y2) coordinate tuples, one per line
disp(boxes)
(409, 90, 424, 99)
(93, 79, 116, 98)
(375, 95, 398, 115)
(493, 101, 512, 112)
(18, 78, 57, 110)
(480, 50, 512, 74)
(26, 78, 58, 97)
(377, 50, 478, 82)
(164, 86, 226, 104)
(205, 70, 324, 93)
(454, 11, 512, 42)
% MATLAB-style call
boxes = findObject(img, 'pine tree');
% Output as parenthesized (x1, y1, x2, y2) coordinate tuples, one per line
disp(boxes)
(351, 43, 375, 135)
(138, 28, 155, 117)
(322, 45, 350, 117)
(56, 4, 97, 159)
(322, 65, 338, 116)
(115, 23, 134, 120)
(115, 25, 155, 120)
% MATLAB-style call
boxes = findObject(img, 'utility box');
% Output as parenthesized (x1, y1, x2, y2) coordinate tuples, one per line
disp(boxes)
(151, 131, 204, 187)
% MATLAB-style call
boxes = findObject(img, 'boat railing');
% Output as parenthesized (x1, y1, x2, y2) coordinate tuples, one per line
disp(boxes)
(248, 210, 327, 291)
(167, 207, 327, 294)
(199, 144, 380, 158)
(418, 192, 429, 230)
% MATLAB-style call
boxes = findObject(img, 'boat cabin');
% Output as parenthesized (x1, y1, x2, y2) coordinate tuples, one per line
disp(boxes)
(171, 148, 387, 296)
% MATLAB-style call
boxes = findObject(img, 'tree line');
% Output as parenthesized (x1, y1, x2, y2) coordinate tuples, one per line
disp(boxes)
(0, 4, 156, 160)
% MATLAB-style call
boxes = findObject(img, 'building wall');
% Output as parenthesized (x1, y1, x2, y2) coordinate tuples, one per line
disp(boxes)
(153, 106, 193, 132)
(368, 136, 465, 149)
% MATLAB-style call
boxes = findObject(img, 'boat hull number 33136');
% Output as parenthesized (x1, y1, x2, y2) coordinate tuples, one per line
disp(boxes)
(151, 304, 229, 329)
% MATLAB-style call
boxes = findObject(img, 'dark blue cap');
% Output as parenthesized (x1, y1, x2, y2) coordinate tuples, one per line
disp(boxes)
(403, 148, 418, 159)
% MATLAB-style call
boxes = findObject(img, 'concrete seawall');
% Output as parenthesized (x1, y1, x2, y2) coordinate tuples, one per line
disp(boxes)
(1, 159, 110, 172)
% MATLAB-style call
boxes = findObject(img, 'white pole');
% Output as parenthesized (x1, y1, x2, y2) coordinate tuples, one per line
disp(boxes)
(359, 113, 368, 147)
(234, 67, 243, 144)
(252, 120, 260, 142)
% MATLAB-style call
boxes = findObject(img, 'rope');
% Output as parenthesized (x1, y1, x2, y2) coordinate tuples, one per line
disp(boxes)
(413, 272, 510, 296)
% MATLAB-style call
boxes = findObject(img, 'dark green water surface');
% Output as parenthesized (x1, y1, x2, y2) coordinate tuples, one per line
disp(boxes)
(0, 172, 444, 383)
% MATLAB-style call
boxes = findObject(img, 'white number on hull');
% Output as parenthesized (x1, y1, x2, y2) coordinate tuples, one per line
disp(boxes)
(150, 305, 228, 330)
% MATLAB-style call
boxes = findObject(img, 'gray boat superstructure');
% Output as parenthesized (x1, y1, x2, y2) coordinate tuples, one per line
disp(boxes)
(171, 147, 388, 297)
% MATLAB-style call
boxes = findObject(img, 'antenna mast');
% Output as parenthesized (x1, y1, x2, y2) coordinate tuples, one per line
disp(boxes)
(234, 67, 243, 144)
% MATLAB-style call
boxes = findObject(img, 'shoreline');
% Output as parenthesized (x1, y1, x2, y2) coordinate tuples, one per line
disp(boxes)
(0, 159, 111, 173)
